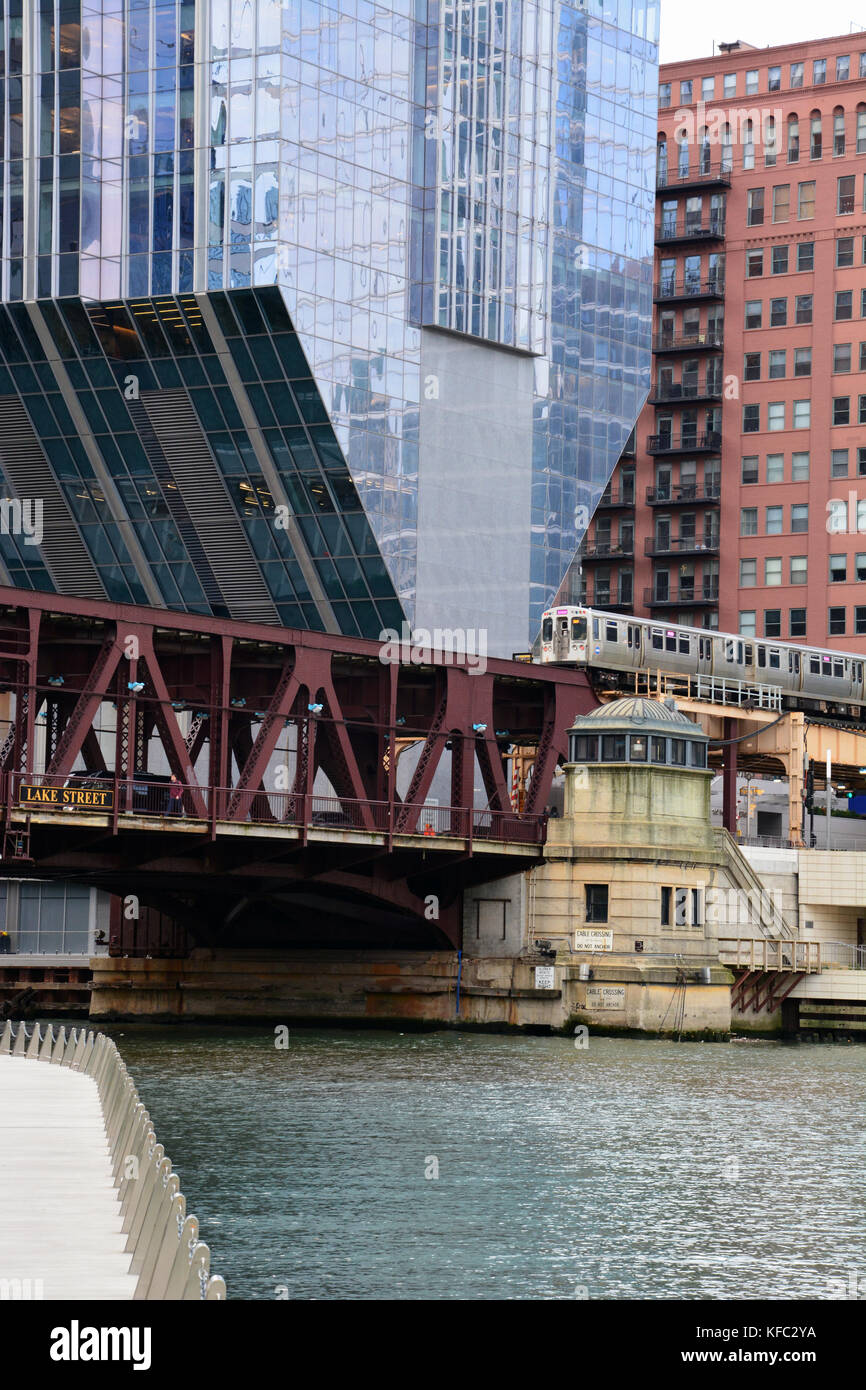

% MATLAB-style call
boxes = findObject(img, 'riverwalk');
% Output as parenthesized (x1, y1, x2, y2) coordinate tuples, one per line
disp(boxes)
(0, 1023, 225, 1300)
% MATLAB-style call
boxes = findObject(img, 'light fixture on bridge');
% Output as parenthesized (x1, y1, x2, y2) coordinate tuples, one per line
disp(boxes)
(254, 711, 266, 719)
(495, 729, 510, 738)
(171, 700, 186, 711)
(127, 681, 145, 693)
(472, 723, 487, 734)
(195, 711, 209, 720)
(308, 702, 324, 716)
(48, 676, 64, 686)
(231, 697, 246, 707)
(396, 715, 406, 725)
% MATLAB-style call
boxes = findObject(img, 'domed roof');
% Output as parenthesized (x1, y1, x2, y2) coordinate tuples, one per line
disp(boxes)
(587, 696, 695, 725)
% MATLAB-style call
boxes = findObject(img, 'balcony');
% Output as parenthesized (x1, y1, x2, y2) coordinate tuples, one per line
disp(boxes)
(646, 484, 720, 506)
(648, 378, 723, 405)
(647, 430, 721, 455)
(653, 275, 726, 303)
(581, 540, 635, 562)
(655, 215, 726, 246)
(645, 585, 720, 608)
(652, 331, 724, 354)
(596, 487, 636, 510)
(645, 533, 721, 558)
(656, 164, 732, 193)
(579, 589, 635, 613)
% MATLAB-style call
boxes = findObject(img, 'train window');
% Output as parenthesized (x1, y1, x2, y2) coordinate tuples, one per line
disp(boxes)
(744, 645, 753, 664)
(542, 617, 553, 641)
(809, 655, 820, 675)
(665, 631, 677, 653)
(605, 621, 618, 642)
(833, 659, 844, 678)
(651, 736, 667, 763)
(689, 742, 707, 767)
(769, 650, 781, 669)
(678, 635, 690, 654)
(571, 616, 587, 641)
(724, 639, 744, 663)
(789, 652, 800, 674)
(651, 630, 664, 651)
(857, 663, 864, 683)
(670, 738, 686, 765)
(757, 646, 766, 668)
(593, 619, 600, 639)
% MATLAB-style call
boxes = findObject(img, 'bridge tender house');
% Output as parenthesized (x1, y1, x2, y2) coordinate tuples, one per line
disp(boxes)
(19, 784, 114, 810)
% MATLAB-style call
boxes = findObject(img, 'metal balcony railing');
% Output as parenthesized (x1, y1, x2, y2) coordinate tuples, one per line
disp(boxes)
(581, 540, 635, 560)
(647, 430, 722, 454)
(656, 164, 732, 191)
(645, 533, 720, 556)
(655, 215, 726, 242)
(646, 484, 721, 505)
(653, 331, 724, 352)
(654, 276, 726, 300)
(596, 487, 637, 508)
(644, 584, 720, 606)
(649, 378, 723, 403)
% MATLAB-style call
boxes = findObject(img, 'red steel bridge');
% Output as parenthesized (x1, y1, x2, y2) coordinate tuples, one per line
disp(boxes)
(0, 588, 595, 950)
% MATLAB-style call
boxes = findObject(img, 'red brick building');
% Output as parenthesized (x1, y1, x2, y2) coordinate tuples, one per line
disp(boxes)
(580, 33, 866, 651)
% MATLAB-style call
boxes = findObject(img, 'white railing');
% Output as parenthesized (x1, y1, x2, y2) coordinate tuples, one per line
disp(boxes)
(0, 1020, 226, 1300)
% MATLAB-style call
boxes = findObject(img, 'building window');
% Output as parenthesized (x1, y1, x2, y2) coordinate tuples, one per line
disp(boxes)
(769, 297, 787, 327)
(740, 558, 757, 586)
(838, 175, 856, 214)
(837, 236, 855, 267)
(745, 300, 762, 329)
(798, 181, 816, 218)
(742, 456, 759, 484)
(856, 554, 866, 581)
(795, 294, 812, 323)
(739, 611, 756, 636)
(765, 557, 782, 585)
(810, 112, 822, 159)
(767, 402, 785, 431)
(829, 607, 846, 636)
(772, 245, 789, 274)
(680, 79, 693, 103)
(791, 504, 809, 532)
(745, 69, 759, 95)
(772, 184, 789, 222)
(858, 106, 866, 154)
(860, 343, 866, 371)
(744, 352, 761, 381)
(814, 58, 826, 85)
(790, 608, 807, 637)
(838, 55, 850, 81)
(787, 115, 800, 162)
(768, 65, 781, 92)
(861, 290, 866, 319)
(764, 609, 782, 638)
(791, 62, 804, 88)
(702, 75, 714, 101)
(856, 607, 866, 635)
(793, 400, 811, 428)
(741, 508, 758, 536)
(746, 188, 764, 226)
(830, 554, 848, 583)
(834, 107, 847, 156)
(790, 555, 808, 583)
(724, 72, 736, 97)
(835, 291, 853, 320)
(794, 347, 811, 376)
(768, 350, 785, 379)
(792, 452, 809, 481)
(828, 499, 848, 532)
(660, 885, 672, 927)
(766, 454, 784, 483)
(746, 249, 764, 277)
(833, 396, 851, 425)
(743, 403, 760, 432)
(601, 734, 627, 761)
(861, 53, 866, 78)
(834, 344, 852, 373)
(859, 448, 866, 476)
(860, 395, 866, 426)
(797, 242, 814, 271)
(831, 448, 850, 478)
(659, 82, 671, 108)
(585, 884, 609, 923)
(766, 505, 783, 534)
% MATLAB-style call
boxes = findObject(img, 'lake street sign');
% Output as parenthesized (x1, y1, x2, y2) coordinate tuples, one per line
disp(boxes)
(19, 783, 114, 811)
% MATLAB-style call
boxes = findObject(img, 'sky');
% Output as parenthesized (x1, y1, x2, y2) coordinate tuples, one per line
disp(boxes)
(658, 0, 866, 63)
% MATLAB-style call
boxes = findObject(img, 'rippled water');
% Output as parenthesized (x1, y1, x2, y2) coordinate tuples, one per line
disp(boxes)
(108, 1028, 865, 1300)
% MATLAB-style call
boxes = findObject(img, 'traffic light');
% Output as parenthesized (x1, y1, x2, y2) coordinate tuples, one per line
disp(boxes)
(805, 763, 815, 813)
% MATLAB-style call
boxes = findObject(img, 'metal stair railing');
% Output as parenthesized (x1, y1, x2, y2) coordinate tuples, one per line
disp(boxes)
(0, 1020, 226, 1300)
(716, 828, 797, 940)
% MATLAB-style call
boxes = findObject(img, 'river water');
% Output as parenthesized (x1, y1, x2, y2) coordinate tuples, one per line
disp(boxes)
(110, 1028, 864, 1301)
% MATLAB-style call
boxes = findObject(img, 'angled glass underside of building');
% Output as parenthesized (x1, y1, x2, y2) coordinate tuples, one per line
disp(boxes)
(0, 0, 658, 651)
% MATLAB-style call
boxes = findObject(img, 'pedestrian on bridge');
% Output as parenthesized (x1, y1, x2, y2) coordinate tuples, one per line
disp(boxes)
(167, 775, 184, 817)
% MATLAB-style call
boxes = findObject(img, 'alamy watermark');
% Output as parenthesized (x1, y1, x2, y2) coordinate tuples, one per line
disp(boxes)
(378, 622, 487, 675)
(0, 497, 42, 546)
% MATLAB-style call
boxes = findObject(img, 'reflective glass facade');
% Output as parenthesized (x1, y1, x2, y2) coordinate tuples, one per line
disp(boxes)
(0, 0, 658, 650)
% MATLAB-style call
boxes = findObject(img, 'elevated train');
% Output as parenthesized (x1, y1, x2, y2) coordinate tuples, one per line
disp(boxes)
(539, 606, 866, 715)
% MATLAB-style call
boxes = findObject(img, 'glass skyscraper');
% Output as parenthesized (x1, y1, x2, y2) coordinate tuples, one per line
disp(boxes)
(0, 0, 658, 652)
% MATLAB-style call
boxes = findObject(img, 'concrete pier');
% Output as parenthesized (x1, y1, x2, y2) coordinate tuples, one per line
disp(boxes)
(0, 1056, 137, 1299)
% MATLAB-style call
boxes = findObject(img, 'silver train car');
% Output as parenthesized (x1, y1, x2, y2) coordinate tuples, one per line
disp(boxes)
(539, 606, 866, 713)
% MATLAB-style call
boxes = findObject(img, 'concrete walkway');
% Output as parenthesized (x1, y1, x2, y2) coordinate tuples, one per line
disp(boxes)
(0, 1056, 138, 1299)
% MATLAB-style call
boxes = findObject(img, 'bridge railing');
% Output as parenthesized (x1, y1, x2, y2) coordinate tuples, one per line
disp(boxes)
(718, 937, 821, 973)
(3, 771, 546, 844)
(0, 1020, 226, 1300)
